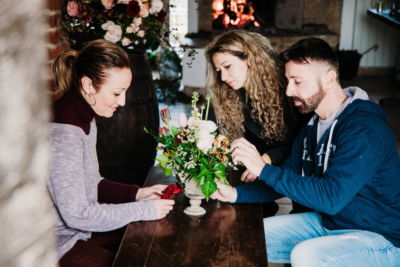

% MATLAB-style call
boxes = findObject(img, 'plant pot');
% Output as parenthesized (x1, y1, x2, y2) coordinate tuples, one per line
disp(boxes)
(182, 178, 206, 216)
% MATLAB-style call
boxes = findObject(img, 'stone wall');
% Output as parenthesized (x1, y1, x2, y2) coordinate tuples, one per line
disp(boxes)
(46, 0, 69, 96)
(0, 0, 57, 266)
(303, 0, 343, 35)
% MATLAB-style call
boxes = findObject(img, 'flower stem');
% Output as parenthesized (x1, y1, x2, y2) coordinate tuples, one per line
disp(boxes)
(205, 95, 211, 120)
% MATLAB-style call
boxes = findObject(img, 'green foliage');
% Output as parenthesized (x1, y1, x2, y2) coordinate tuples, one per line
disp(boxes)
(155, 48, 191, 104)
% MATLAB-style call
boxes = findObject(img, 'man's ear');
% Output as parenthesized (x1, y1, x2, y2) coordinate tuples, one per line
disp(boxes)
(81, 76, 96, 94)
(325, 68, 338, 87)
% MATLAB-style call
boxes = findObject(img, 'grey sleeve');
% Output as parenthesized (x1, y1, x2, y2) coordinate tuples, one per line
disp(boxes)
(48, 127, 157, 232)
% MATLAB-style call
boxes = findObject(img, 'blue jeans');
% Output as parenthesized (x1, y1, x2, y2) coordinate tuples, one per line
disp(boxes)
(264, 212, 400, 266)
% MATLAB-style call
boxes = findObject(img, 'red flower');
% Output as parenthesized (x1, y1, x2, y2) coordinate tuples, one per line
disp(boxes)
(156, 10, 166, 23)
(160, 107, 171, 124)
(159, 127, 168, 136)
(125, 0, 140, 16)
(161, 184, 181, 199)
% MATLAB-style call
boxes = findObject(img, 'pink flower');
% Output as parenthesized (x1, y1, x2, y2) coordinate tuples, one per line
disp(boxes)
(216, 134, 227, 143)
(101, 0, 114, 9)
(139, 3, 149, 17)
(67, 1, 79, 17)
(101, 21, 122, 43)
(160, 107, 171, 124)
(179, 113, 188, 127)
(122, 37, 132, 46)
(137, 30, 145, 38)
(131, 23, 140, 32)
(133, 17, 142, 27)
(150, 0, 164, 14)
(126, 26, 134, 33)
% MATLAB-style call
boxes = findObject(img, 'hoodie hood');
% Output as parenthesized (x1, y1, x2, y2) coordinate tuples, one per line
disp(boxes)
(338, 86, 387, 125)
(343, 86, 369, 102)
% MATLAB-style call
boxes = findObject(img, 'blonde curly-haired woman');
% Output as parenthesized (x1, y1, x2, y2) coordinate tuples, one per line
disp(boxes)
(206, 30, 308, 216)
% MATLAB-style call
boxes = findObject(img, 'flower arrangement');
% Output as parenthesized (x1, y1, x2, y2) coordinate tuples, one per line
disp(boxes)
(62, 0, 167, 51)
(148, 93, 236, 200)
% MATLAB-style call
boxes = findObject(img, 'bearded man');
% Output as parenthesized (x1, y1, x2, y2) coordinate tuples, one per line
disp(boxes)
(210, 38, 400, 266)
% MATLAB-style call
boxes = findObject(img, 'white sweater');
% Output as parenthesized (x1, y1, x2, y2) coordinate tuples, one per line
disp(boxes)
(47, 120, 156, 259)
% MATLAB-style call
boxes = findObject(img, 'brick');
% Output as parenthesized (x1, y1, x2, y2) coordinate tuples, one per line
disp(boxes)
(48, 29, 65, 45)
(47, 13, 61, 28)
(48, 43, 69, 60)
(47, 0, 64, 11)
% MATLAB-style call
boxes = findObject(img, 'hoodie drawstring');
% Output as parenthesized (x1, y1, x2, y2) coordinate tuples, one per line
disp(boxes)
(323, 119, 338, 173)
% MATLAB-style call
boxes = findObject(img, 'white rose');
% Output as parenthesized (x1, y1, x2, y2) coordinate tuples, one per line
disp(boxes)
(150, 0, 163, 14)
(198, 120, 217, 133)
(117, 0, 131, 4)
(197, 131, 214, 153)
(101, 20, 115, 31)
(102, 21, 122, 43)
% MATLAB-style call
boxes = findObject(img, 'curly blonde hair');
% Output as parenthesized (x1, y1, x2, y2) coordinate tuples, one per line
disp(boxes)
(206, 30, 286, 141)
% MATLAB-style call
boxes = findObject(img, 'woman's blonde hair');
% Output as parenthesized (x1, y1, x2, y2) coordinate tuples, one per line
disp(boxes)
(206, 30, 286, 141)
(51, 39, 130, 93)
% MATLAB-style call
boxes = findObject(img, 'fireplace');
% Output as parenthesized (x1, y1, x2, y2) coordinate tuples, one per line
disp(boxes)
(209, 0, 336, 37)
(212, 0, 261, 28)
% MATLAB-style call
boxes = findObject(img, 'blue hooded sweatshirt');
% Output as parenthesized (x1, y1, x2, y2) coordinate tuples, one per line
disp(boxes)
(235, 87, 400, 247)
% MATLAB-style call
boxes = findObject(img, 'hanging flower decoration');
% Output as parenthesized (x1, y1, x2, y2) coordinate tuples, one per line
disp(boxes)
(62, 0, 168, 51)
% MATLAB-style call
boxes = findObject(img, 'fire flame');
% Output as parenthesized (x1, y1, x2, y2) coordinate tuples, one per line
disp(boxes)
(212, 0, 260, 28)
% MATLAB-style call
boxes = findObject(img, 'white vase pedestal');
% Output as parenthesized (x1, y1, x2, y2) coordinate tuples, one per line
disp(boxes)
(184, 198, 206, 216)
(182, 178, 206, 216)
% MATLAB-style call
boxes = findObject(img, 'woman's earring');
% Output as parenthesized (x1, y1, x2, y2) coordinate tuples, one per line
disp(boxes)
(85, 92, 96, 106)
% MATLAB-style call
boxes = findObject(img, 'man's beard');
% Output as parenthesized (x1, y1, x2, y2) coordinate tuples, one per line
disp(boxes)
(290, 82, 326, 114)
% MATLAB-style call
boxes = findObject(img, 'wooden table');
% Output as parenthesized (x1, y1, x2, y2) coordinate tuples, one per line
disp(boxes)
(113, 167, 268, 267)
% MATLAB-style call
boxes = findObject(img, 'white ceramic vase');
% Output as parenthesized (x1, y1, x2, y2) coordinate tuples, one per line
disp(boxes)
(182, 178, 206, 216)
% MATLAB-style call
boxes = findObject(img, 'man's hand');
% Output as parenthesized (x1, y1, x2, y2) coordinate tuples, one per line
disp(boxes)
(210, 179, 237, 202)
(241, 169, 258, 183)
(231, 138, 266, 177)
(136, 184, 167, 201)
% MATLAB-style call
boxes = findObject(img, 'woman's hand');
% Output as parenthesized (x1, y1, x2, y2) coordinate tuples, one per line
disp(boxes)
(231, 138, 266, 177)
(153, 199, 175, 219)
(241, 169, 258, 183)
(136, 184, 167, 201)
(210, 179, 237, 202)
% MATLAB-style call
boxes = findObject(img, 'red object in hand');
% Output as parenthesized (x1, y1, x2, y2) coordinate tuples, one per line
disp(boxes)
(161, 184, 181, 199)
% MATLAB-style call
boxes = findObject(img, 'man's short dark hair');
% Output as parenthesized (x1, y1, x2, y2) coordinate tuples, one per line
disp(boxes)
(280, 38, 339, 72)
